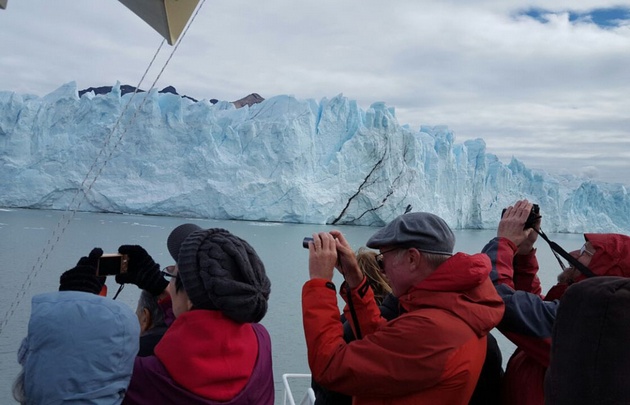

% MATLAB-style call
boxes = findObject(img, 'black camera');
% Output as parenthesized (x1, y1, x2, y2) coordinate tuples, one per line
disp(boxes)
(302, 237, 313, 249)
(501, 204, 541, 230)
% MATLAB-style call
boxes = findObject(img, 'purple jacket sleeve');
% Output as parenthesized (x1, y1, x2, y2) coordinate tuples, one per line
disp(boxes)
(482, 237, 559, 366)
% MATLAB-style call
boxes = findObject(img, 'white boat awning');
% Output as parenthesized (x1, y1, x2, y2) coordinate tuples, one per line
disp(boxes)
(118, 0, 200, 45)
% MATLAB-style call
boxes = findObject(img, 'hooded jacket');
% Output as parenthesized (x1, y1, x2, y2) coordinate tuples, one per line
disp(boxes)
(123, 309, 274, 405)
(18, 291, 139, 405)
(302, 252, 505, 405)
(482, 233, 630, 405)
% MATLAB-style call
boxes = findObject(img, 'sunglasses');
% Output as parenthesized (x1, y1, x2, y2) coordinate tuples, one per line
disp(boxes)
(161, 265, 178, 281)
(375, 247, 402, 271)
(579, 243, 594, 257)
(534, 227, 597, 278)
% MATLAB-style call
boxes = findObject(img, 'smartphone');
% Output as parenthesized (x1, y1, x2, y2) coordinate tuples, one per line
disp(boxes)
(97, 254, 129, 276)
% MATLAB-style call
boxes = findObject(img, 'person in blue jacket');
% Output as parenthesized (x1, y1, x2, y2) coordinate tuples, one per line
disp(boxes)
(13, 259, 140, 405)
(482, 199, 630, 405)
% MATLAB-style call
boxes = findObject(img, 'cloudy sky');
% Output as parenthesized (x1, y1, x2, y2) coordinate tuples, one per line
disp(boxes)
(2, 0, 630, 185)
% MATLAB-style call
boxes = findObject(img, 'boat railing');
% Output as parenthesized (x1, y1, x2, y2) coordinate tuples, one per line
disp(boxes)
(282, 373, 315, 405)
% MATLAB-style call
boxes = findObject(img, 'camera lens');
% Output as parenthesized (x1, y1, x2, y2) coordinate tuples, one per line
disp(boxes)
(501, 204, 541, 229)
(302, 237, 313, 249)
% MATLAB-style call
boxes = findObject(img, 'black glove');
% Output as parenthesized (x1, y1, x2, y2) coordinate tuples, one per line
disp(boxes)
(76, 247, 104, 268)
(60, 248, 106, 295)
(116, 245, 168, 296)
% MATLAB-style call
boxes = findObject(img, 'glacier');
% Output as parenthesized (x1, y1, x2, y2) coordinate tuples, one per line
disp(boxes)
(1, 81, 629, 234)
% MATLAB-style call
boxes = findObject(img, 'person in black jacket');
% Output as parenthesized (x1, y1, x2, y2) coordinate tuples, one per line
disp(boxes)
(545, 276, 630, 405)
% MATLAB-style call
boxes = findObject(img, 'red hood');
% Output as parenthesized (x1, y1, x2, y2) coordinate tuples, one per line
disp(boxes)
(154, 310, 257, 401)
(585, 233, 630, 277)
(416, 252, 491, 291)
(398, 252, 504, 336)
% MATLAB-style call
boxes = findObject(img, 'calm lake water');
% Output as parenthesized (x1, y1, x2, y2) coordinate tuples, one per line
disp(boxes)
(0, 208, 585, 404)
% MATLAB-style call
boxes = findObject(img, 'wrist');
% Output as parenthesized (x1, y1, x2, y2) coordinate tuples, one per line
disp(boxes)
(498, 237, 518, 253)
(151, 278, 169, 296)
(345, 274, 365, 289)
(516, 246, 535, 256)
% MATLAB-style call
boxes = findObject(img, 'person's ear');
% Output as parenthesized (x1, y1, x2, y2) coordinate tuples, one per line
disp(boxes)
(139, 307, 152, 333)
(407, 248, 422, 269)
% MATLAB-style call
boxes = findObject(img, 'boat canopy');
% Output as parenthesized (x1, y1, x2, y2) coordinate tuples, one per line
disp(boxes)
(118, 0, 200, 45)
(1, 1, 198, 44)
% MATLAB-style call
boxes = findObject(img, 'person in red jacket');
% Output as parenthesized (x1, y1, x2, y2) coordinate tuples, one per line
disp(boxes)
(302, 212, 505, 405)
(482, 199, 630, 405)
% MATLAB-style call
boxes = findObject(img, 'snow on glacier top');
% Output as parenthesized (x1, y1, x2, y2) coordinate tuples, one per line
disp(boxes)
(1, 81, 628, 234)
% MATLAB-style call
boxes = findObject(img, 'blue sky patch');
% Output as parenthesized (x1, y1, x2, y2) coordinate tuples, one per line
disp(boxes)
(519, 6, 630, 28)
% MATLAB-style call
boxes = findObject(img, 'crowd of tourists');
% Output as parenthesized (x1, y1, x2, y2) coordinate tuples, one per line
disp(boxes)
(13, 199, 630, 404)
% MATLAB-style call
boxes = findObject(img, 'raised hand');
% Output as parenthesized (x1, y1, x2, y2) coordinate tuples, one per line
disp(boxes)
(498, 200, 535, 248)
(60, 247, 106, 294)
(329, 230, 363, 288)
(517, 212, 541, 255)
(76, 247, 103, 268)
(307, 232, 339, 282)
(116, 245, 168, 296)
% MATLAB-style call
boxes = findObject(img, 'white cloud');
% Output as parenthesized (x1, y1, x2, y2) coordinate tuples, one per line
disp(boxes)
(580, 166, 600, 179)
(1, 0, 629, 184)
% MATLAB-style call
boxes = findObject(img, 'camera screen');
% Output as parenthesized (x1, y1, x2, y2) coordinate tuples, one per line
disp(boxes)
(97, 254, 128, 276)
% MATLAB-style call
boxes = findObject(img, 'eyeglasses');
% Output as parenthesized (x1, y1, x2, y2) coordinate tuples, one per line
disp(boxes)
(375, 247, 402, 271)
(579, 243, 594, 257)
(161, 265, 178, 281)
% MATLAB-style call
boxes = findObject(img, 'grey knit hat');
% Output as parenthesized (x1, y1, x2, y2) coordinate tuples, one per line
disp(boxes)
(366, 212, 455, 255)
(174, 227, 271, 323)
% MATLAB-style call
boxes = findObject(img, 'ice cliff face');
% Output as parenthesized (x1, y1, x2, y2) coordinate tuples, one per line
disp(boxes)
(1, 81, 628, 234)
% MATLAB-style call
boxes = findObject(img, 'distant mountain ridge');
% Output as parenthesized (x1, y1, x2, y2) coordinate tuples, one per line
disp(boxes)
(78, 85, 264, 108)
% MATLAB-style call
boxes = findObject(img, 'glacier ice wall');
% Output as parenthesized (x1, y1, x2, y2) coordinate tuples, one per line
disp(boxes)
(1, 81, 629, 234)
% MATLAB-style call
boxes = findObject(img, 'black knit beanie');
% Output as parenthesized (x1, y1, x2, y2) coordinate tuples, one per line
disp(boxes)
(59, 265, 105, 295)
(176, 228, 271, 323)
(167, 223, 202, 262)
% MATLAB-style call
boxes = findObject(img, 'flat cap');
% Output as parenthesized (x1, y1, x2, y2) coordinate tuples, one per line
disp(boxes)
(366, 212, 455, 255)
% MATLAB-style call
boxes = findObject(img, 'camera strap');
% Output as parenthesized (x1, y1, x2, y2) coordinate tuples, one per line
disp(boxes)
(112, 283, 125, 300)
(534, 228, 597, 278)
(344, 282, 362, 340)
(338, 260, 363, 340)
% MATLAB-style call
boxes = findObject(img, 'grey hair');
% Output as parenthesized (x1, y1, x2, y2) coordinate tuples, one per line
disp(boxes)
(421, 251, 451, 269)
(138, 290, 166, 329)
(393, 249, 450, 270)
(12, 370, 26, 405)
